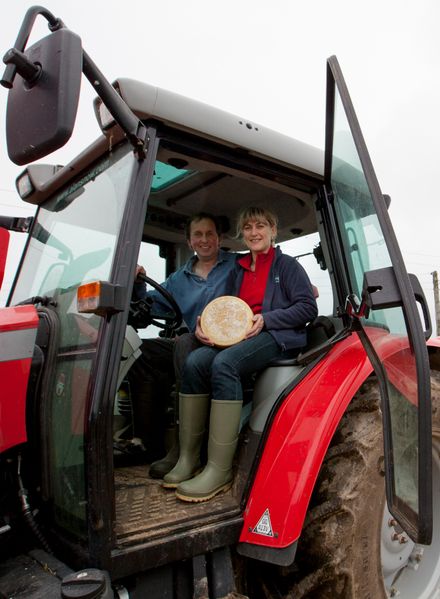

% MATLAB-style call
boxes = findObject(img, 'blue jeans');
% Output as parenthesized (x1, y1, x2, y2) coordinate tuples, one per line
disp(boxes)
(181, 332, 283, 401)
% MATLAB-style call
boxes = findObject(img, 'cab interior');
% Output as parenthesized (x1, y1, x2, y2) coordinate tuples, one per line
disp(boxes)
(111, 138, 341, 554)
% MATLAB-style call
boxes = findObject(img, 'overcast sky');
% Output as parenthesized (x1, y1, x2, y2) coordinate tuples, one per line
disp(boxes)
(1, 0, 439, 329)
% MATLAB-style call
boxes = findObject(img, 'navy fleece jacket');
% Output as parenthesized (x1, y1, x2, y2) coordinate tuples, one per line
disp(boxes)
(228, 246, 318, 351)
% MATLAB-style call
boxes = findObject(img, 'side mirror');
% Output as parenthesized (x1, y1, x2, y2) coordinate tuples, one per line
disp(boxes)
(5, 28, 82, 165)
(0, 228, 10, 291)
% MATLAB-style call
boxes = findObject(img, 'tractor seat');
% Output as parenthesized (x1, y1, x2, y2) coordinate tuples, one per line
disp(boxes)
(248, 316, 341, 432)
(267, 315, 339, 368)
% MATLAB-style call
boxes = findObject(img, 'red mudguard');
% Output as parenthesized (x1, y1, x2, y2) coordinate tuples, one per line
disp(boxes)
(428, 337, 440, 349)
(0, 305, 39, 453)
(239, 332, 374, 550)
(240, 331, 440, 551)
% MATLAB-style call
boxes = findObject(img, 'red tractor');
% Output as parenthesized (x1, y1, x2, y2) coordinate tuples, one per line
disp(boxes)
(1, 6, 439, 598)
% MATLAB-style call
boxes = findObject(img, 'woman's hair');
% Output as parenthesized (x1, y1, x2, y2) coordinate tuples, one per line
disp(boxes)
(235, 206, 278, 241)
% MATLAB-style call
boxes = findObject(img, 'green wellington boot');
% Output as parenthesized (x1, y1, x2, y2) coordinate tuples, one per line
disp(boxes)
(150, 384, 180, 478)
(148, 426, 179, 479)
(175, 400, 242, 502)
(162, 393, 210, 489)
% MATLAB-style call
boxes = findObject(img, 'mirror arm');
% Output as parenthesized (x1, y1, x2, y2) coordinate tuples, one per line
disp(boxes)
(1, 6, 62, 89)
(82, 50, 148, 158)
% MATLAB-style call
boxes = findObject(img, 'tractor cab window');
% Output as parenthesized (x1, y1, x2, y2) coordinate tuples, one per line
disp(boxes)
(330, 118, 404, 334)
(9, 144, 136, 537)
(331, 87, 421, 514)
(280, 231, 333, 316)
(136, 241, 167, 339)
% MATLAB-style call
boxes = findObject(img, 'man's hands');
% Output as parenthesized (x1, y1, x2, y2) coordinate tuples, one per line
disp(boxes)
(135, 264, 146, 281)
(195, 316, 215, 346)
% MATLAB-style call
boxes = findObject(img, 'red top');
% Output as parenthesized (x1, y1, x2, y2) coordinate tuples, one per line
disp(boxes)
(238, 246, 275, 314)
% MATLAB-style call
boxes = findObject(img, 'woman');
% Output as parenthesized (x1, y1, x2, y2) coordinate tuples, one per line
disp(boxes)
(163, 206, 318, 502)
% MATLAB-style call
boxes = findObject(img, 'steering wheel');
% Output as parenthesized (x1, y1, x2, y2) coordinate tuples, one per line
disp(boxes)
(128, 274, 183, 334)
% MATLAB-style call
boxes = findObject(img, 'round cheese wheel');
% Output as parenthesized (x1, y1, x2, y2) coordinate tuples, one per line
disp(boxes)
(200, 296, 254, 347)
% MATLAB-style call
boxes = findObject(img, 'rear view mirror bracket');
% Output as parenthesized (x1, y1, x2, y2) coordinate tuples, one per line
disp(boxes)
(3, 48, 42, 87)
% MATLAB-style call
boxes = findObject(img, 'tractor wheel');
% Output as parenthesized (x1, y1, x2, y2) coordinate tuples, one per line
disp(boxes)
(238, 371, 440, 599)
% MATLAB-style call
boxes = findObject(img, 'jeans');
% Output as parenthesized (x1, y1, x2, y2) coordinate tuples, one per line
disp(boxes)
(127, 333, 203, 438)
(181, 332, 283, 401)
(126, 337, 175, 453)
(173, 333, 201, 386)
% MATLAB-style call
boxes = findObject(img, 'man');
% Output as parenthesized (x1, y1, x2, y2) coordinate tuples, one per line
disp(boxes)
(127, 212, 236, 475)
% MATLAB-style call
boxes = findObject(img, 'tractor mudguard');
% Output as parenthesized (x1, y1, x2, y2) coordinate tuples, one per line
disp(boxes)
(428, 337, 440, 350)
(427, 337, 440, 370)
(0, 305, 39, 453)
(239, 332, 374, 556)
(239, 328, 436, 561)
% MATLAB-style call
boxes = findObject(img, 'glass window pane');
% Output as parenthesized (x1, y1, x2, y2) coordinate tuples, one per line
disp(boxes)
(10, 144, 135, 536)
(331, 88, 419, 517)
(136, 240, 167, 339)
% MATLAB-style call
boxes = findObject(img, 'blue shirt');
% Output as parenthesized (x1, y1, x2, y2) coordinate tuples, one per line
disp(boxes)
(134, 250, 237, 332)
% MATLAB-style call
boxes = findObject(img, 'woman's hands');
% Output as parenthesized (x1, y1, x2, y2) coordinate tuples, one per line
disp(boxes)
(246, 313, 265, 338)
(195, 312, 264, 346)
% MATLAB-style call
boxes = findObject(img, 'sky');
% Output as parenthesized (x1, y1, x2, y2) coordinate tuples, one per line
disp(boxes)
(1, 0, 439, 330)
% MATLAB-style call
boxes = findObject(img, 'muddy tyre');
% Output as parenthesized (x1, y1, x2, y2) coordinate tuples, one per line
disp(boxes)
(240, 371, 440, 599)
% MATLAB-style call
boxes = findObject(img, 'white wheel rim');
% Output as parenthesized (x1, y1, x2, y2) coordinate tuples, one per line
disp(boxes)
(381, 437, 440, 598)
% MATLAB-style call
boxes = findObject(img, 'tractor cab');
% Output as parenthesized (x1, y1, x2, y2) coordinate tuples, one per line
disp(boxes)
(5, 110, 333, 576)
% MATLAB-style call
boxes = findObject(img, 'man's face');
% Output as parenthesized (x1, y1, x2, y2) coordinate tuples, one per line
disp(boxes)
(187, 218, 220, 260)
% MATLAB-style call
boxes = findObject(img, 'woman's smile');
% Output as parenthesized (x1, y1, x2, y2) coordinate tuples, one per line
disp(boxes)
(242, 219, 276, 255)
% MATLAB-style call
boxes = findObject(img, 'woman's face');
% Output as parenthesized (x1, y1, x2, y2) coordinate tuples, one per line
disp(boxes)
(242, 217, 276, 254)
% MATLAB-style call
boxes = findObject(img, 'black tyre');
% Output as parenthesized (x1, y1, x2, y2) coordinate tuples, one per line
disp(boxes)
(239, 371, 440, 598)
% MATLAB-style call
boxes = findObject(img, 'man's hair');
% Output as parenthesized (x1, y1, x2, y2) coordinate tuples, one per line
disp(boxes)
(185, 212, 222, 240)
(235, 206, 278, 239)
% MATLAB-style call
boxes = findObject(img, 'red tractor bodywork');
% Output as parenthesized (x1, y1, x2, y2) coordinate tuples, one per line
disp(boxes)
(240, 332, 372, 549)
(0, 305, 38, 453)
(241, 331, 440, 551)
(0, 228, 8, 289)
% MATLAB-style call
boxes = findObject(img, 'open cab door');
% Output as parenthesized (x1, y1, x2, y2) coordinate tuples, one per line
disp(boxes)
(323, 56, 432, 544)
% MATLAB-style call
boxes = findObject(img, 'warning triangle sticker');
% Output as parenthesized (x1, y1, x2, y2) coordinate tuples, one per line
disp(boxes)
(252, 508, 274, 537)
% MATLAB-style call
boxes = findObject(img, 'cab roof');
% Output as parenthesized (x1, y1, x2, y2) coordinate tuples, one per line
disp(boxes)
(106, 78, 324, 179)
